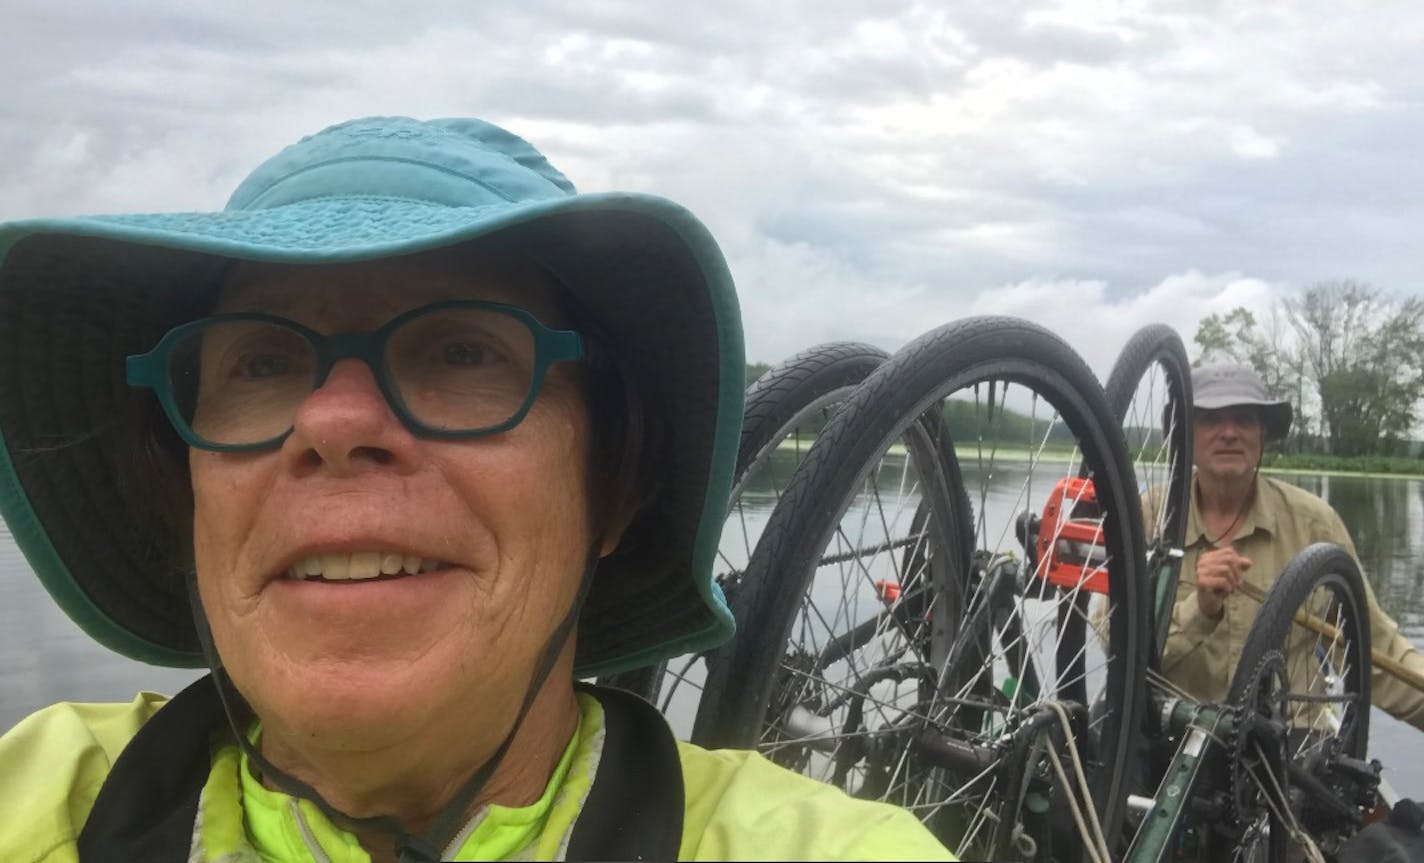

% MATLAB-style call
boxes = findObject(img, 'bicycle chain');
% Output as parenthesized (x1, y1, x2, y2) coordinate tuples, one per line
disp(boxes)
(1228, 649, 1289, 827)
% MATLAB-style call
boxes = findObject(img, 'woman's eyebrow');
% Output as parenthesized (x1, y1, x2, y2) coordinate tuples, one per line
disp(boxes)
(214, 279, 300, 314)
(217, 287, 408, 324)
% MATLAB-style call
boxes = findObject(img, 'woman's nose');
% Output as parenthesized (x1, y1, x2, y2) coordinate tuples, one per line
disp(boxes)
(283, 358, 420, 475)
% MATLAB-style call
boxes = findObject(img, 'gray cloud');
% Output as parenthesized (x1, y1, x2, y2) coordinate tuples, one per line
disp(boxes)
(1, 0, 1421, 364)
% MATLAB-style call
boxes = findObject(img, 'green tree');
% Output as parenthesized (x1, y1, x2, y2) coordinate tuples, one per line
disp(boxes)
(1286, 282, 1424, 456)
(1197, 283, 1424, 457)
(1194, 307, 1263, 367)
(940, 398, 1078, 449)
(746, 361, 772, 387)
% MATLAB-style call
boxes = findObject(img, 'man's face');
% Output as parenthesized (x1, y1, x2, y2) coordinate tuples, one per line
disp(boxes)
(188, 249, 597, 755)
(1193, 405, 1264, 483)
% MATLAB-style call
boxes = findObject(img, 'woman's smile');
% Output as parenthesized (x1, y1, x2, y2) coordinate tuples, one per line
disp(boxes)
(281, 550, 453, 582)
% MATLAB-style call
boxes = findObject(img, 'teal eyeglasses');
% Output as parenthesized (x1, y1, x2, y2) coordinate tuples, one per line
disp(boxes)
(126, 300, 585, 452)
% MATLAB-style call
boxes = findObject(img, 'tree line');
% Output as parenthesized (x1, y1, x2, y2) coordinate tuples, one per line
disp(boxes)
(1194, 281, 1424, 458)
(743, 359, 1077, 449)
(744, 280, 1424, 461)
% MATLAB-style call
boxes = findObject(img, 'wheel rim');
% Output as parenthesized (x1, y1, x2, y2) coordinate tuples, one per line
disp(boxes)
(658, 384, 876, 733)
(1102, 325, 1192, 662)
(1113, 350, 1188, 572)
(755, 417, 958, 811)
(747, 370, 1142, 858)
(1227, 564, 1372, 862)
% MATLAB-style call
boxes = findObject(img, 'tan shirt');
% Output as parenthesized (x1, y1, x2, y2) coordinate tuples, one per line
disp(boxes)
(1162, 474, 1424, 730)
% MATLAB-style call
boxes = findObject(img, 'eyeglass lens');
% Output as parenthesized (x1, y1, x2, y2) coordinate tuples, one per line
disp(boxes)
(166, 308, 540, 446)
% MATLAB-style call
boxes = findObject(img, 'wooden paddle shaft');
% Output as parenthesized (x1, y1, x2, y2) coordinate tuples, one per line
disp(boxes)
(1236, 580, 1424, 695)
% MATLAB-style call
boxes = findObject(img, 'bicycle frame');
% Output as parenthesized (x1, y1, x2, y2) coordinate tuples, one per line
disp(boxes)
(1123, 547, 1385, 862)
(1124, 700, 1232, 862)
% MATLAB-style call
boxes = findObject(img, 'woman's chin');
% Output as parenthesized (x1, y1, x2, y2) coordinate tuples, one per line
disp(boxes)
(238, 653, 492, 751)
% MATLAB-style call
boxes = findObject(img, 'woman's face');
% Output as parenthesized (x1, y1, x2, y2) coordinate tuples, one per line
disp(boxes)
(189, 250, 598, 753)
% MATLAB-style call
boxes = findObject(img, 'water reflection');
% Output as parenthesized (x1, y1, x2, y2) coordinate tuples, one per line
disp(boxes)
(1280, 473, 1424, 798)
(2, 463, 1422, 797)
(0, 523, 200, 732)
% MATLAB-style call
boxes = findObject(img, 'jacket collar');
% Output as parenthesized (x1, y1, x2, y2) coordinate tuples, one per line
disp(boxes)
(77, 675, 684, 862)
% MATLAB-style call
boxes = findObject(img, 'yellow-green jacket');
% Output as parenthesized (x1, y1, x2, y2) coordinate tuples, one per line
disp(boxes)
(0, 682, 956, 862)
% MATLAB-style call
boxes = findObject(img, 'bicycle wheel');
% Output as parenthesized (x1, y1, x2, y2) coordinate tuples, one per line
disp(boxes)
(600, 342, 889, 726)
(694, 316, 1148, 859)
(1220, 543, 1374, 863)
(1102, 323, 1192, 657)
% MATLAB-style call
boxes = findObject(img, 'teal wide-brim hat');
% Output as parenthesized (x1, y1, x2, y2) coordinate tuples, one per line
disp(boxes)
(0, 116, 742, 678)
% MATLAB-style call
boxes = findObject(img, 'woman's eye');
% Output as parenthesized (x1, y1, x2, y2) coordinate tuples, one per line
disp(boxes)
(443, 341, 496, 366)
(238, 353, 292, 379)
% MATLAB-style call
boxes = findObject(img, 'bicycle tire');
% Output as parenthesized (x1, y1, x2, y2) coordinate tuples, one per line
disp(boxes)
(598, 342, 889, 704)
(695, 316, 1148, 854)
(1102, 323, 1192, 657)
(734, 342, 893, 495)
(1223, 542, 1373, 862)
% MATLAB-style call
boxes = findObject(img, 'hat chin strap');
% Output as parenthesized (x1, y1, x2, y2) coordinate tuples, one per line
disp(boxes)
(184, 551, 600, 863)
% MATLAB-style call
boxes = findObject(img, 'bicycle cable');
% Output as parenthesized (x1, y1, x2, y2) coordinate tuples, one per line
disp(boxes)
(1046, 700, 1110, 863)
(1248, 737, 1326, 863)
(1044, 745, 1104, 863)
(1146, 667, 1195, 703)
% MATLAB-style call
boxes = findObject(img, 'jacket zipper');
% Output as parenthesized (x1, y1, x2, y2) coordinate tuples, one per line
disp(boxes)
(290, 799, 334, 863)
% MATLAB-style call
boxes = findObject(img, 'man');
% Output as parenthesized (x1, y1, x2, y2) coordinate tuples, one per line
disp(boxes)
(1161, 362, 1424, 729)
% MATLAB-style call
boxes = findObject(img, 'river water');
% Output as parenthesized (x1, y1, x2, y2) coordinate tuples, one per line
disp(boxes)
(3, 469, 1423, 799)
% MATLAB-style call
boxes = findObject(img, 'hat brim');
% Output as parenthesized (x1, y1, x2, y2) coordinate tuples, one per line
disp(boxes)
(1261, 402, 1292, 442)
(1194, 394, 1293, 442)
(0, 192, 742, 677)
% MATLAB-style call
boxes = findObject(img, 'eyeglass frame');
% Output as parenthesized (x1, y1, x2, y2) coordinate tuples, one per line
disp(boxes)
(125, 299, 586, 453)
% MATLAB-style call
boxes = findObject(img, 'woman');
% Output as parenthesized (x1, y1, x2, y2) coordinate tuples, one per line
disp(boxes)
(0, 117, 955, 861)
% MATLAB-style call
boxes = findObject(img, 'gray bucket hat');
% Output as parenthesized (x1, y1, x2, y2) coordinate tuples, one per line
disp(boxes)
(0, 116, 744, 678)
(1191, 362, 1292, 441)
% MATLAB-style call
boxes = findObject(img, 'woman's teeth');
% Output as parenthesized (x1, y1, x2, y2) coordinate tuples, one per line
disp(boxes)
(285, 552, 447, 581)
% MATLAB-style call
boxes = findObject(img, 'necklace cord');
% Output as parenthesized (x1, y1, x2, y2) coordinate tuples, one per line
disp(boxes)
(1198, 440, 1266, 549)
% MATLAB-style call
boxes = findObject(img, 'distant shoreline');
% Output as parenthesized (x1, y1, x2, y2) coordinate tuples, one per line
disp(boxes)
(774, 438, 1424, 480)
(1259, 466, 1424, 481)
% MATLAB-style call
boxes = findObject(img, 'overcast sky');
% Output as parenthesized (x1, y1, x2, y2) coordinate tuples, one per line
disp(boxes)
(3, 1, 1421, 374)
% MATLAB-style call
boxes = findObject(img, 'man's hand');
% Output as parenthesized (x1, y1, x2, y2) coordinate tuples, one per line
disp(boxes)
(1196, 547, 1252, 620)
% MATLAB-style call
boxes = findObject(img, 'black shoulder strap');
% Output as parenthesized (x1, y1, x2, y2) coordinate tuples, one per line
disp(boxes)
(565, 683, 685, 862)
(77, 673, 225, 862)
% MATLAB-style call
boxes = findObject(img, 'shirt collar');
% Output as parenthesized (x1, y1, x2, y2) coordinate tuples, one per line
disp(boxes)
(1186, 472, 1277, 548)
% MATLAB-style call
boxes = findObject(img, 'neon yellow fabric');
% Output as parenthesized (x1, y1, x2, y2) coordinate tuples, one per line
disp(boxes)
(226, 696, 597, 862)
(676, 742, 955, 860)
(198, 737, 255, 861)
(0, 692, 168, 863)
(0, 691, 957, 861)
